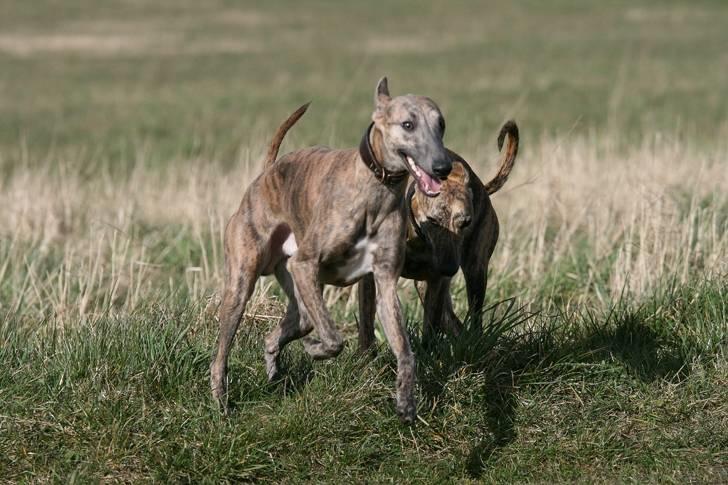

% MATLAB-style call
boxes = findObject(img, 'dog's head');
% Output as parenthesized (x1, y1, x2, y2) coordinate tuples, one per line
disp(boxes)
(409, 161, 473, 276)
(370, 77, 451, 196)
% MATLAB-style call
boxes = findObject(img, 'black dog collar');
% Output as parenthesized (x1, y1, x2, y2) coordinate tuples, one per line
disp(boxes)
(358, 123, 408, 186)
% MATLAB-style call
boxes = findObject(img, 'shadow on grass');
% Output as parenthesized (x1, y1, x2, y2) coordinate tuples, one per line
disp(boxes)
(224, 335, 318, 412)
(576, 308, 690, 382)
(410, 290, 697, 479)
(224, 359, 316, 413)
(410, 299, 534, 478)
(218, 280, 712, 477)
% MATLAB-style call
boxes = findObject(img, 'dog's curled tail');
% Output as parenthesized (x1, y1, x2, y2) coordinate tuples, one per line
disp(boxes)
(264, 102, 311, 167)
(484, 120, 519, 195)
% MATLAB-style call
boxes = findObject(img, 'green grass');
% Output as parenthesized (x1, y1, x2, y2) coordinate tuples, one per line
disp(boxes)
(1, 0, 728, 482)
(1, 279, 725, 482)
(2, 0, 728, 167)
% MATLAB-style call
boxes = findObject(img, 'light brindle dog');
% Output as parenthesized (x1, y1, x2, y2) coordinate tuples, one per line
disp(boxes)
(358, 121, 519, 346)
(210, 78, 452, 423)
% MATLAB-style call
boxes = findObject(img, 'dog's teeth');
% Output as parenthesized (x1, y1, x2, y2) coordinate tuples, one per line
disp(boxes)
(406, 156, 418, 171)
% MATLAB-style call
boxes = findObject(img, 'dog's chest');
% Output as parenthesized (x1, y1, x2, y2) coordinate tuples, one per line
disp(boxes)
(321, 236, 378, 285)
(282, 233, 298, 257)
(280, 231, 378, 285)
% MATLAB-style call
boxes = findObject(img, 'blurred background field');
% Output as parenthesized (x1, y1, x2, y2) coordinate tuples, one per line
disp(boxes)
(2, 0, 728, 163)
(0, 1, 726, 482)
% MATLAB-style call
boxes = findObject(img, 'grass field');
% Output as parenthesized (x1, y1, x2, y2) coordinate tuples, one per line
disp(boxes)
(1, 1, 727, 482)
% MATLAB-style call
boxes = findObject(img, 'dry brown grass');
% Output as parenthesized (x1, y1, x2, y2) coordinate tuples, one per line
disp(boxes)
(1, 133, 725, 325)
(492, 135, 727, 303)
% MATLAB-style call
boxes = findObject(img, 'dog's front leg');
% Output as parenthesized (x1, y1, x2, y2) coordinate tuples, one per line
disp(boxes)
(287, 256, 345, 359)
(422, 277, 463, 343)
(374, 269, 416, 424)
(357, 274, 377, 353)
(442, 289, 463, 336)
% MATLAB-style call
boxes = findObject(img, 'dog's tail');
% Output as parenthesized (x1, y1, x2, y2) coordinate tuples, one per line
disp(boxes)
(264, 102, 311, 167)
(484, 120, 519, 195)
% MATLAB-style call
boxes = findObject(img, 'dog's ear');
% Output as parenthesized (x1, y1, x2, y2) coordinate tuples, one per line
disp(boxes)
(374, 77, 391, 112)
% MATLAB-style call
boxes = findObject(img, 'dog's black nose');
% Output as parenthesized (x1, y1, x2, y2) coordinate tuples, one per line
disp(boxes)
(433, 162, 452, 179)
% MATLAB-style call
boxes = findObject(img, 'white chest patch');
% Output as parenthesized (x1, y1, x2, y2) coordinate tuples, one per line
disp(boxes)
(336, 237, 377, 282)
(282, 233, 298, 257)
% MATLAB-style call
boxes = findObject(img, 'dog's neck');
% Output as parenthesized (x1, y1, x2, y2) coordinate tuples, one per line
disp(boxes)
(358, 123, 408, 186)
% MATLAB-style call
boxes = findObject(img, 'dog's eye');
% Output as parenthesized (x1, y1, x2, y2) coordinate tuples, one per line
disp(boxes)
(438, 117, 445, 135)
(426, 216, 438, 224)
(401, 121, 414, 131)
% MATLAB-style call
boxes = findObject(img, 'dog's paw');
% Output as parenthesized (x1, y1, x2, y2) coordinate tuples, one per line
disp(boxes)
(210, 368, 225, 396)
(396, 399, 417, 425)
(210, 365, 232, 414)
(302, 335, 345, 359)
(264, 351, 280, 382)
(211, 387, 230, 415)
(301, 335, 322, 356)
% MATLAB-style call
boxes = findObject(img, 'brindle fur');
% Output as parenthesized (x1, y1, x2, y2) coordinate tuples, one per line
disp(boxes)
(210, 78, 452, 424)
(359, 121, 519, 345)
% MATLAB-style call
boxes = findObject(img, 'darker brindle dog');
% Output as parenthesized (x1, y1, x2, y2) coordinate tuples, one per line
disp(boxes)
(357, 121, 519, 346)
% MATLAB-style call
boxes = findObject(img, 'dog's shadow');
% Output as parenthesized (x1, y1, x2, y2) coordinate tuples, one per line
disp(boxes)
(224, 294, 691, 477)
(410, 298, 528, 477)
(411, 297, 692, 479)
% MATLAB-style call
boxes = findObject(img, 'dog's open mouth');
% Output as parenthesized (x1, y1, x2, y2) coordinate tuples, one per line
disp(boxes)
(401, 152, 442, 197)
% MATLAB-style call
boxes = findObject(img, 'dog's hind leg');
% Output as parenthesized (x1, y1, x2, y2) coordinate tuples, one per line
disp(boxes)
(421, 277, 462, 344)
(210, 214, 260, 410)
(264, 262, 314, 380)
(463, 263, 486, 333)
(464, 208, 499, 333)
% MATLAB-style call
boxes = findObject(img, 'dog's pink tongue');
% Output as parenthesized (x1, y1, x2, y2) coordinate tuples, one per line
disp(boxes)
(417, 171, 442, 196)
